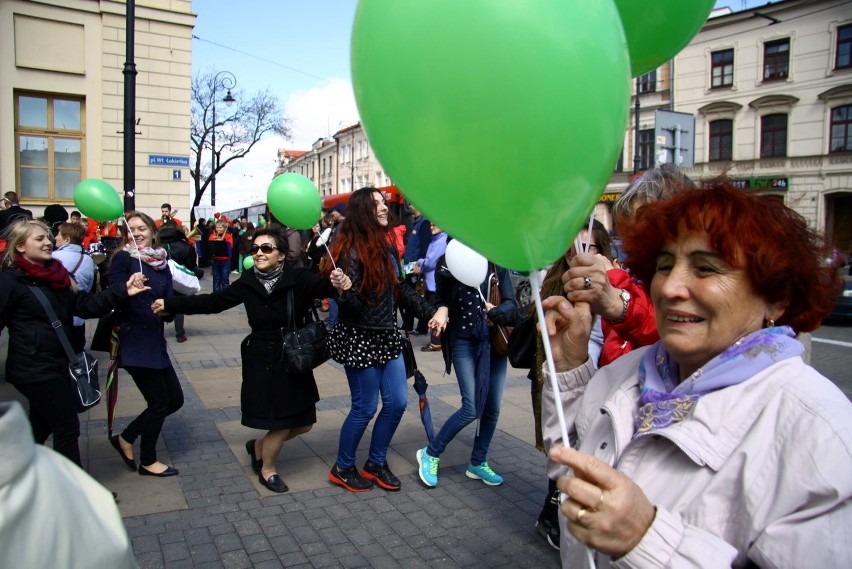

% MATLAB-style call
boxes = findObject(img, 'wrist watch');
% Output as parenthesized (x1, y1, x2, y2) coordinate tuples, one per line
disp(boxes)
(607, 289, 631, 325)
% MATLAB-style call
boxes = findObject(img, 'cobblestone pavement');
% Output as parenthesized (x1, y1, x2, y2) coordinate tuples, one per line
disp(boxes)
(0, 274, 561, 569)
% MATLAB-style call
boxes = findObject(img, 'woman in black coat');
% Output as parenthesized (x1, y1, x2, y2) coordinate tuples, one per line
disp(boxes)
(153, 227, 349, 493)
(0, 219, 147, 466)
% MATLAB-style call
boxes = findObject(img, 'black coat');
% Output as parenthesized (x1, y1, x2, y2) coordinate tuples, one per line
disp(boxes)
(0, 268, 127, 385)
(163, 266, 336, 429)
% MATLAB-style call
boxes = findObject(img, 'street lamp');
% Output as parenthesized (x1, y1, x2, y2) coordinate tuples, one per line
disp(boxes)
(211, 70, 236, 207)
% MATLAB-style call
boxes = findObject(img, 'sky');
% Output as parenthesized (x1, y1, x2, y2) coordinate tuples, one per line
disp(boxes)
(191, 0, 766, 212)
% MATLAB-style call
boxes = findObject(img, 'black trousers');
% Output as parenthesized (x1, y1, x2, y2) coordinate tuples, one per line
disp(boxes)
(121, 365, 184, 466)
(15, 378, 81, 466)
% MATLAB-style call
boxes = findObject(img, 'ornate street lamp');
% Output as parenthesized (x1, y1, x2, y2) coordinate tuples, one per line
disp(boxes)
(211, 71, 236, 207)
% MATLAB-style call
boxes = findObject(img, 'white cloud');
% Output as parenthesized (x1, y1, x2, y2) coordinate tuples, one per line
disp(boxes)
(286, 78, 360, 148)
(212, 78, 359, 212)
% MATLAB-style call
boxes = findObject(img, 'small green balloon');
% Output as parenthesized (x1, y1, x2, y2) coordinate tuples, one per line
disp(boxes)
(614, 0, 715, 77)
(243, 256, 255, 270)
(258, 216, 266, 226)
(73, 179, 123, 221)
(266, 174, 321, 230)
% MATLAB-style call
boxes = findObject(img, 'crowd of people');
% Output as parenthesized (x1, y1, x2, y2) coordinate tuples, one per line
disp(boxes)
(0, 171, 850, 567)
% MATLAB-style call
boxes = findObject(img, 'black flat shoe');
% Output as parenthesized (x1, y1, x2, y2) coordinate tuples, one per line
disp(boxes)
(245, 439, 263, 474)
(109, 435, 136, 471)
(138, 464, 179, 477)
(259, 473, 288, 493)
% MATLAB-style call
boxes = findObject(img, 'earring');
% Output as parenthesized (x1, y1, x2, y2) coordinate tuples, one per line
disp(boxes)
(765, 316, 775, 328)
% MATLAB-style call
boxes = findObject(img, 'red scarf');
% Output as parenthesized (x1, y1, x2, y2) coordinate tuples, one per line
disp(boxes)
(14, 255, 71, 290)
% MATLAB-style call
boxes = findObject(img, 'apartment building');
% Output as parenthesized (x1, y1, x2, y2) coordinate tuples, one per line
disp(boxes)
(0, 0, 196, 219)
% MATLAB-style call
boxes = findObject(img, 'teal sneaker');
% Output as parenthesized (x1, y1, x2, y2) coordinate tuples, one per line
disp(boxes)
(465, 461, 503, 486)
(416, 448, 440, 487)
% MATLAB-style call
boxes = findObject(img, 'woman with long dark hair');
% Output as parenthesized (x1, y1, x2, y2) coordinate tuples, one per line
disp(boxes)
(321, 187, 438, 492)
(107, 212, 184, 477)
(0, 219, 147, 467)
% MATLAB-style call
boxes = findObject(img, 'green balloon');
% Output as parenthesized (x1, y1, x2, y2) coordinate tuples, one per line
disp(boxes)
(614, 0, 715, 77)
(243, 256, 255, 270)
(351, 0, 630, 271)
(73, 179, 123, 221)
(266, 174, 321, 230)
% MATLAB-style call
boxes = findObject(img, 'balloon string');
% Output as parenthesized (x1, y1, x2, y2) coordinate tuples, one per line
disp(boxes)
(585, 210, 595, 253)
(322, 242, 338, 271)
(529, 270, 596, 569)
(120, 216, 145, 274)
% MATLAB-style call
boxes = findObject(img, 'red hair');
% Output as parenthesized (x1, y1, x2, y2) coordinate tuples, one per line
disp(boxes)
(322, 187, 398, 300)
(619, 179, 841, 333)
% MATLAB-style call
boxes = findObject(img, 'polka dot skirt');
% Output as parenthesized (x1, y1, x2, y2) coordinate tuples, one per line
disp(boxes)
(327, 322, 405, 369)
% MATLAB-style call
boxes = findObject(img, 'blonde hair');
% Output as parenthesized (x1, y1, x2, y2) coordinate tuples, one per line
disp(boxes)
(2, 219, 77, 291)
(2, 219, 52, 269)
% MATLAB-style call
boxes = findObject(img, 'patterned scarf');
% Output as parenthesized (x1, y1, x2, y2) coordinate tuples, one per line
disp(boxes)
(14, 255, 71, 290)
(253, 262, 284, 294)
(124, 244, 169, 270)
(635, 326, 803, 435)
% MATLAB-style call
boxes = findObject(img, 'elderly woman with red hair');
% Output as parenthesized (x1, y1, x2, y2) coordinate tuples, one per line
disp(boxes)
(541, 181, 851, 568)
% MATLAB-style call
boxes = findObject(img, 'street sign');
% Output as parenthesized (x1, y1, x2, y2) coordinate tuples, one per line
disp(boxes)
(172, 169, 181, 181)
(654, 110, 695, 168)
(148, 154, 189, 167)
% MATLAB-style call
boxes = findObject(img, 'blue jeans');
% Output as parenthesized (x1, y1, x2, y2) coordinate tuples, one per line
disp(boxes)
(336, 354, 408, 469)
(211, 258, 230, 292)
(427, 336, 508, 465)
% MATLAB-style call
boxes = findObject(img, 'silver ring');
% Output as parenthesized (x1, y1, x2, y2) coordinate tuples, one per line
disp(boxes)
(583, 276, 592, 290)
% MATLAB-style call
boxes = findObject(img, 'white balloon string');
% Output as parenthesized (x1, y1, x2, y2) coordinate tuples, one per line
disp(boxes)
(585, 210, 595, 253)
(530, 271, 570, 449)
(121, 216, 144, 274)
(530, 270, 596, 568)
(322, 242, 338, 271)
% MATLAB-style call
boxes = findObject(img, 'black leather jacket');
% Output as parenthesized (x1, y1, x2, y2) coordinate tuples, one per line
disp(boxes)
(336, 247, 435, 329)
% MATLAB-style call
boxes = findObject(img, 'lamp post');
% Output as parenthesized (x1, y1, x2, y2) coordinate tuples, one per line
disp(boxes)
(210, 70, 236, 207)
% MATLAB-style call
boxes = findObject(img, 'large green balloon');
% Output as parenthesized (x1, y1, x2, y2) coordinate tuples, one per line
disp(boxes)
(73, 179, 123, 221)
(266, 174, 322, 230)
(352, 0, 630, 271)
(614, 0, 715, 77)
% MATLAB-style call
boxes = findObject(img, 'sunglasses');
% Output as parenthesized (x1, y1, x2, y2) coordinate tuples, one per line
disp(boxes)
(249, 243, 278, 255)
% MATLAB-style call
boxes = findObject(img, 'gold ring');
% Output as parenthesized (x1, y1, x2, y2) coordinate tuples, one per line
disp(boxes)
(576, 507, 587, 523)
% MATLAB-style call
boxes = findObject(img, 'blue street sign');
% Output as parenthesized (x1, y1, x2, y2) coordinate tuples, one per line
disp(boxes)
(149, 154, 189, 167)
(172, 169, 182, 181)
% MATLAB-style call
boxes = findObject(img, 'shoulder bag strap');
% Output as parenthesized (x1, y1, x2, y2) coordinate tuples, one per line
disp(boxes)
(69, 250, 85, 277)
(27, 285, 77, 362)
(286, 288, 296, 332)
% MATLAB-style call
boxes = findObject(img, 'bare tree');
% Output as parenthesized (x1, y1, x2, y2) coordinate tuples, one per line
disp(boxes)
(189, 70, 291, 222)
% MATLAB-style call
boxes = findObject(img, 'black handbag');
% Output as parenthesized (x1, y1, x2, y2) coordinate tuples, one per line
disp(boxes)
(507, 307, 536, 369)
(28, 285, 101, 412)
(281, 289, 329, 375)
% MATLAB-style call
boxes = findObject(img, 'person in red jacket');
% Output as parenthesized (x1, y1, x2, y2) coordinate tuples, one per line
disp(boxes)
(563, 165, 695, 367)
(209, 220, 234, 292)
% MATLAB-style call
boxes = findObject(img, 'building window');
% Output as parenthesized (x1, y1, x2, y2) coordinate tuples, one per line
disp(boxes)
(830, 105, 852, 153)
(638, 129, 654, 171)
(708, 119, 733, 161)
(760, 113, 787, 158)
(614, 146, 624, 172)
(763, 38, 790, 81)
(836, 24, 852, 70)
(637, 70, 656, 93)
(15, 93, 84, 200)
(711, 49, 734, 88)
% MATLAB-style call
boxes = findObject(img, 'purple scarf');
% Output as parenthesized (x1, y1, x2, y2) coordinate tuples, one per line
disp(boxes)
(635, 326, 803, 434)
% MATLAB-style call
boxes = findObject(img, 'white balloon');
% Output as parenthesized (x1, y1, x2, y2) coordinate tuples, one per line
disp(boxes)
(445, 239, 487, 289)
(317, 227, 333, 246)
